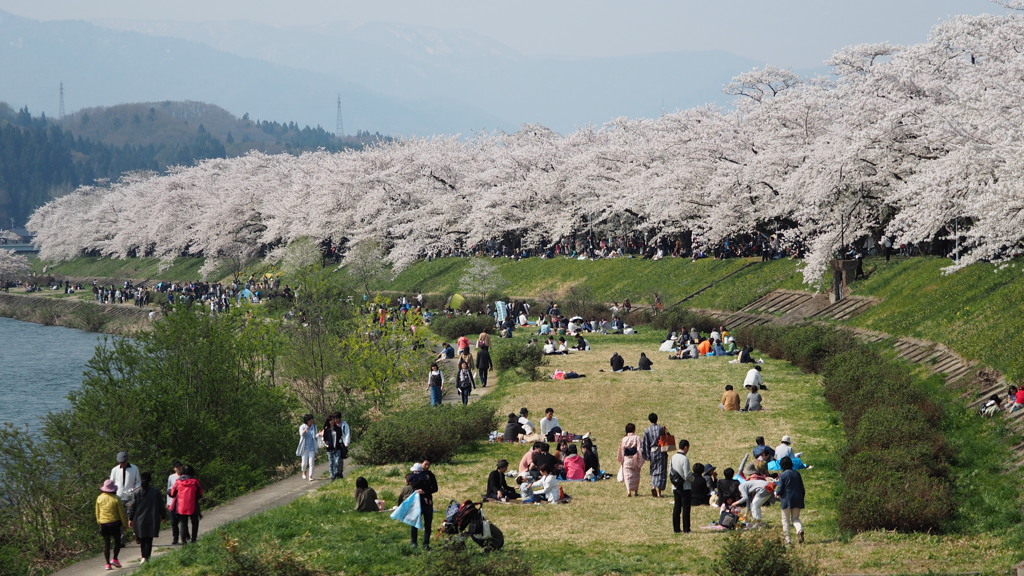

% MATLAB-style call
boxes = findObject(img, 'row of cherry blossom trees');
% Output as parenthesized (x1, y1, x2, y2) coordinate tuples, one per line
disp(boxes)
(27, 13, 1024, 283)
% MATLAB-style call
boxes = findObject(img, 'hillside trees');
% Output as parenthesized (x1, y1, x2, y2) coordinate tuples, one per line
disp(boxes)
(25, 13, 1024, 283)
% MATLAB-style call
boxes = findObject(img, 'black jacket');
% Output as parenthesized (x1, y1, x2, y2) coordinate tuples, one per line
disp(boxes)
(486, 469, 518, 500)
(476, 348, 493, 372)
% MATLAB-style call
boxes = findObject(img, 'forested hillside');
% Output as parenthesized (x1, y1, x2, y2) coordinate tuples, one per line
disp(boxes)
(0, 101, 388, 229)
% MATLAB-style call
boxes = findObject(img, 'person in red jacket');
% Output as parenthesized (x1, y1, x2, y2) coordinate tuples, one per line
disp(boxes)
(170, 465, 204, 544)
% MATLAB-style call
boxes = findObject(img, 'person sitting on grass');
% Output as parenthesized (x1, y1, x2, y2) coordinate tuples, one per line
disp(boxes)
(582, 437, 601, 476)
(354, 477, 383, 512)
(486, 459, 519, 502)
(562, 444, 586, 480)
(715, 467, 741, 507)
(720, 385, 741, 411)
(610, 352, 626, 372)
(690, 463, 711, 505)
(504, 413, 525, 443)
(637, 352, 653, 371)
(742, 384, 763, 412)
(524, 463, 564, 504)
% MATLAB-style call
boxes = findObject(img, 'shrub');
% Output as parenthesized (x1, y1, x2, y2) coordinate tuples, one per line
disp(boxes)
(650, 307, 722, 334)
(421, 541, 532, 576)
(709, 531, 821, 576)
(223, 535, 323, 576)
(430, 315, 495, 340)
(492, 339, 545, 380)
(355, 404, 498, 465)
(70, 304, 109, 332)
(840, 450, 953, 532)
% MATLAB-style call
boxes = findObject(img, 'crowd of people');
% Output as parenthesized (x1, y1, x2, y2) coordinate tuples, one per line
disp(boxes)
(95, 452, 204, 569)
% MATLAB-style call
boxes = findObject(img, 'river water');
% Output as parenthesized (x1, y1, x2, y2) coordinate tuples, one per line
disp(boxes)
(0, 317, 105, 429)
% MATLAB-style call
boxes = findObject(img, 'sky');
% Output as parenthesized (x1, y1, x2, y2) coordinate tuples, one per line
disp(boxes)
(0, 0, 1012, 69)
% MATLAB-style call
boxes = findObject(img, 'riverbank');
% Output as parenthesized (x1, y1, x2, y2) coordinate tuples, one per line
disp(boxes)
(0, 292, 150, 335)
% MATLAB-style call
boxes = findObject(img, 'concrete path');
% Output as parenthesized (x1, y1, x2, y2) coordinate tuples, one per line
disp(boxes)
(51, 473, 327, 575)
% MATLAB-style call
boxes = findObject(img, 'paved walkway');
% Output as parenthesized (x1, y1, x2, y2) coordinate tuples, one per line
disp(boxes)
(52, 473, 326, 575)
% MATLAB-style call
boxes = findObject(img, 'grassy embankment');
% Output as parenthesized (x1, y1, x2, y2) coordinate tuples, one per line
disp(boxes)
(135, 327, 1021, 576)
(29, 253, 1024, 569)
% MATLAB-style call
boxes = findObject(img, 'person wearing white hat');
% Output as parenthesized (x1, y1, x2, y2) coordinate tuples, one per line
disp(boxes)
(775, 436, 794, 462)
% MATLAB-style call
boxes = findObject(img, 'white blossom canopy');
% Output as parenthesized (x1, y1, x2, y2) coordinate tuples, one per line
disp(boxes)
(26, 13, 1024, 282)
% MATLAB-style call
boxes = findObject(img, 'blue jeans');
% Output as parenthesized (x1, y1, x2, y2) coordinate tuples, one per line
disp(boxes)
(478, 370, 489, 387)
(328, 449, 344, 479)
(429, 386, 443, 406)
(459, 387, 471, 405)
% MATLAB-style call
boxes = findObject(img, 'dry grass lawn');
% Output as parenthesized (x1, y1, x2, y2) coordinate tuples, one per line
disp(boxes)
(366, 330, 1016, 575)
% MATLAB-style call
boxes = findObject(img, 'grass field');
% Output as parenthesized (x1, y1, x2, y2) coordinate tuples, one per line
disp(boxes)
(138, 329, 1020, 576)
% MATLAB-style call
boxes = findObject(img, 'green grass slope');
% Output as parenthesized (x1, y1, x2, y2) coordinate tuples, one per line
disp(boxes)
(385, 257, 806, 312)
(847, 257, 1024, 380)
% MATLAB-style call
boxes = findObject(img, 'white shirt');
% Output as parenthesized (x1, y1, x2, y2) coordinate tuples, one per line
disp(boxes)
(110, 463, 141, 502)
(519, 416, 535, 435)
(166, 472, 180, 507)
(532, 474, 560, 503)
(540, 416, 561, 437)
(743, 368, 763, 389)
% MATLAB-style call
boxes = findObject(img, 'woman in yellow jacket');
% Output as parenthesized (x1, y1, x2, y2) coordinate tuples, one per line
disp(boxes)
(96, 479, 129, 570)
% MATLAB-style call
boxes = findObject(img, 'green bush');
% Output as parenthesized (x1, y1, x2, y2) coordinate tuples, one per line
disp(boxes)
(430, 315, 495, 340)
(223, 535, 323, 576)
(840, 450, 953, 532)
(421, 541, 532, 576)
(734, 324, 958, 534)
(709, 531, 821, 576)
(355, 404, 498, 465)
(650, 307, 723, 334)
(492, 339, 545, 380)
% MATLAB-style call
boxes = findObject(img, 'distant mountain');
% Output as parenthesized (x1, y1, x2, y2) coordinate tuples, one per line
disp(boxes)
(0, 10, 772, 136)
(0, 101, 382, 228)
(0, 10, 503, 136)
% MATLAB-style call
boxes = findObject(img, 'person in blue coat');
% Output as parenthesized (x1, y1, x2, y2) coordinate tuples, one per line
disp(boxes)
(774, 456, 806, 544)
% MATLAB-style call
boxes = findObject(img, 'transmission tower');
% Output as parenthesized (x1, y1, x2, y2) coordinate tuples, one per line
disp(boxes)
(336, 94, 344, 137)
(59, 82, 65, 119)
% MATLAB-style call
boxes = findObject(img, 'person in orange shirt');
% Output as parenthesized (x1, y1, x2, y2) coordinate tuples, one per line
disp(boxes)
(720, 385, 741, 411)
(696, 338, 712, 356)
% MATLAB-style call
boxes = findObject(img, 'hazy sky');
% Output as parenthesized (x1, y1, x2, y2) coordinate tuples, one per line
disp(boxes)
(0, 0, 1011, 68)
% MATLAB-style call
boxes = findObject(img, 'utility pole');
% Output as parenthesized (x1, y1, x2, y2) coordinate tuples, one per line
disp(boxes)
(336, 94, 344, 137)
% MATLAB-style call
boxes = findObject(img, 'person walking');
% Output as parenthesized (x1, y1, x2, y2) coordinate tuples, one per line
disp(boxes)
(109, 451, 141, 547)
(296, 414, 319, 481)
(427, 363, 444, 406)
(409, 459, 438, 549)
(456, 360, 475, 405)
(775, 456, 806, 544)
(169, 465, 204, 544)
(323, 412, 351, 480)
(617, 423, 643, 497)
(475, 343, 493, 387)
(165, 461, 183, 545)
(129, 472, 164, 564)
(670, 439, 694, 533)
(95, 479, 129, 570)
(640, 413, 668, 498)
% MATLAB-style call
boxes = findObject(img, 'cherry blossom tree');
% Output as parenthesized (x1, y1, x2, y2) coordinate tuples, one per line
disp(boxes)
(25, 12, 1024, 283)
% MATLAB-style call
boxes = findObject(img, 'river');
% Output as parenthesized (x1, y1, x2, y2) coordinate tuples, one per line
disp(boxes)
(0, 317, 105, 429)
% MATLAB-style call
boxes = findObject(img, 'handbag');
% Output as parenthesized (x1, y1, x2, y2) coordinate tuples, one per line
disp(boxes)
(719, 510, 739, 529)
(657, 429, 676, 453)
